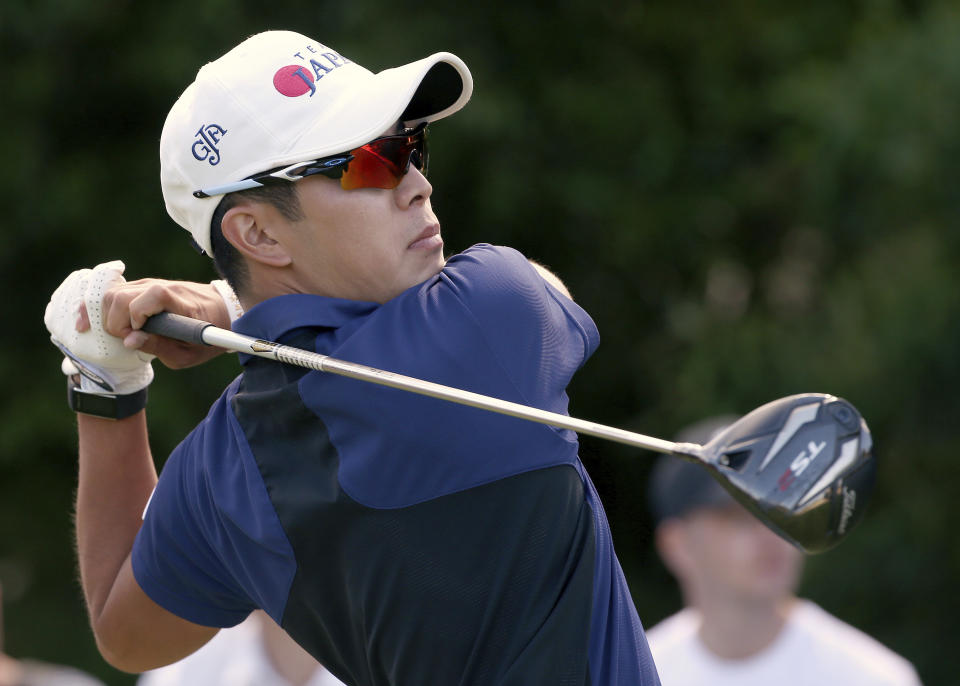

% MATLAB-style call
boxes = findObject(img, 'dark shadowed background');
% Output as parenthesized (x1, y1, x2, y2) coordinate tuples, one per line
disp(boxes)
(1, 1, 957, 683)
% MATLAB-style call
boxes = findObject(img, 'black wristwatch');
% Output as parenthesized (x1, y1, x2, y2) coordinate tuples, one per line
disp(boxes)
(66, 376, 148, 420)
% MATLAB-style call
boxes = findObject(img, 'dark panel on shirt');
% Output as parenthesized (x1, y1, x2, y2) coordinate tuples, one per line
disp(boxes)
(233, 344, 595, 686)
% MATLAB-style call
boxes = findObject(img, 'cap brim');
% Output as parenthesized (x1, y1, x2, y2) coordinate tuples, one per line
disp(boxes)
(242, 52, 472, 176)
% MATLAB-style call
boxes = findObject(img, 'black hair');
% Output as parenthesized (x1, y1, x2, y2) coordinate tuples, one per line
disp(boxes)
(208, 183, 304, 295)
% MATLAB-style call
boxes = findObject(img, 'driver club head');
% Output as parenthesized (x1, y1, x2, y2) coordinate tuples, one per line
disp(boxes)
(682, 393, 876, 554)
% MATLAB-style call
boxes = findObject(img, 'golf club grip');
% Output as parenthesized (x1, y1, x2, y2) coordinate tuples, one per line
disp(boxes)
(142, 312, 212, 345)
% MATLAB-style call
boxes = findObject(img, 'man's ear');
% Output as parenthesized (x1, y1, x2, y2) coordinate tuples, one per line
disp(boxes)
(220, 203, 292, 267)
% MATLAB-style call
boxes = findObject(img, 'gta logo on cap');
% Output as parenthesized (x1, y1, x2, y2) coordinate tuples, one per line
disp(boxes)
(192, 124, 227, 166)
(273, 48, 350, 98)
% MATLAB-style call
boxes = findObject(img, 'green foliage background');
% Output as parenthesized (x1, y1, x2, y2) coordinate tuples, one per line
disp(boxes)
(1, 0, 956, 682)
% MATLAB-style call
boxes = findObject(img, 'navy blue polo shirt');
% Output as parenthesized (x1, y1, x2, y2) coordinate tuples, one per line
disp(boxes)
(132, 244, 660, 685)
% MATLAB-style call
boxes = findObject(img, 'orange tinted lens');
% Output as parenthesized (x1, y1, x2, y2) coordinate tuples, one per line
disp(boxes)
(339, 127, 427, 190)
(340, 146, 403, 190)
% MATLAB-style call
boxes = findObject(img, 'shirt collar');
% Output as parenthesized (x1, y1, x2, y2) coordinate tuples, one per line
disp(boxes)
(233, 293, 380, 343)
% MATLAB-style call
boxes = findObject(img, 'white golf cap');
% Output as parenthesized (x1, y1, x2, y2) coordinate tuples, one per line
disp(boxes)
(160, 30, 473, 255)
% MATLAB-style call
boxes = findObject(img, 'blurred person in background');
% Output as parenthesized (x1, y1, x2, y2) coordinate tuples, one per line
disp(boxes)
(645, 415, 922, 686)
(137, 610, 344, 686)
(0, 582, 106, 686)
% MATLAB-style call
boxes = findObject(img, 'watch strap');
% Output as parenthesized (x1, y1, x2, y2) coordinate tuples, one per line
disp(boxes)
(67, 378, 148, 419)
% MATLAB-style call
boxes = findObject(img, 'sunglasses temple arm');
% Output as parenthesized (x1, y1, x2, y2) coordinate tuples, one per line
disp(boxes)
(193, 178, 266, 199)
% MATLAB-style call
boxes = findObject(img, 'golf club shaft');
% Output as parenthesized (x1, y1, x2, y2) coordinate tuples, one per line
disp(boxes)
(143, 313, 691, 457)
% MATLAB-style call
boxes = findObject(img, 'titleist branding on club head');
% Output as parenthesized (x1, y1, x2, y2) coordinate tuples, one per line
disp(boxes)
(838, 486, 857, 535)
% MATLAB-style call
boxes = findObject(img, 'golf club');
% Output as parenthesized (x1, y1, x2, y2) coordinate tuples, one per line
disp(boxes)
(142, 312, 876, 553)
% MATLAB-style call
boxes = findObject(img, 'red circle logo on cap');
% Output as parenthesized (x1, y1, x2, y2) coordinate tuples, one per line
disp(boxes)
(273, 65, 315, 97)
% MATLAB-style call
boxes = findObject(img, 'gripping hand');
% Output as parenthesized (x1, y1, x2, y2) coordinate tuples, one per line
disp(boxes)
(45, 261, 155, 394)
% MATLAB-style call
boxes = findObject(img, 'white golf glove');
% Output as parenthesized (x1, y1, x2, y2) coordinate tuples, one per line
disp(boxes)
(45, 260, 155, 394)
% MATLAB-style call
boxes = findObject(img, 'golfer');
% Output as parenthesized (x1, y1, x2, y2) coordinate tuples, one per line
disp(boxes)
(45, 30, 660, 685)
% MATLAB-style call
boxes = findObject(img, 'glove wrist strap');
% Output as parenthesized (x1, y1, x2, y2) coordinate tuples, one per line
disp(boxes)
(211, 279, 244, 324)
(67, 376, 148, 420)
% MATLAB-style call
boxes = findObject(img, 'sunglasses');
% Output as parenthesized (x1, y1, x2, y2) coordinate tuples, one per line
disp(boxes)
(193, 123, 429, 199)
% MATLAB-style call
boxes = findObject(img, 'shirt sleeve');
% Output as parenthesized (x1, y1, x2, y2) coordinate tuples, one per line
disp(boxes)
(305, 243, 602, 509)
(438, 244, 600, 412)
(131, 385, 296, 627)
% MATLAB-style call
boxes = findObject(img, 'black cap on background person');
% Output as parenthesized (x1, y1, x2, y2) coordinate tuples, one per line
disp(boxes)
(646, 415, 740, 524)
